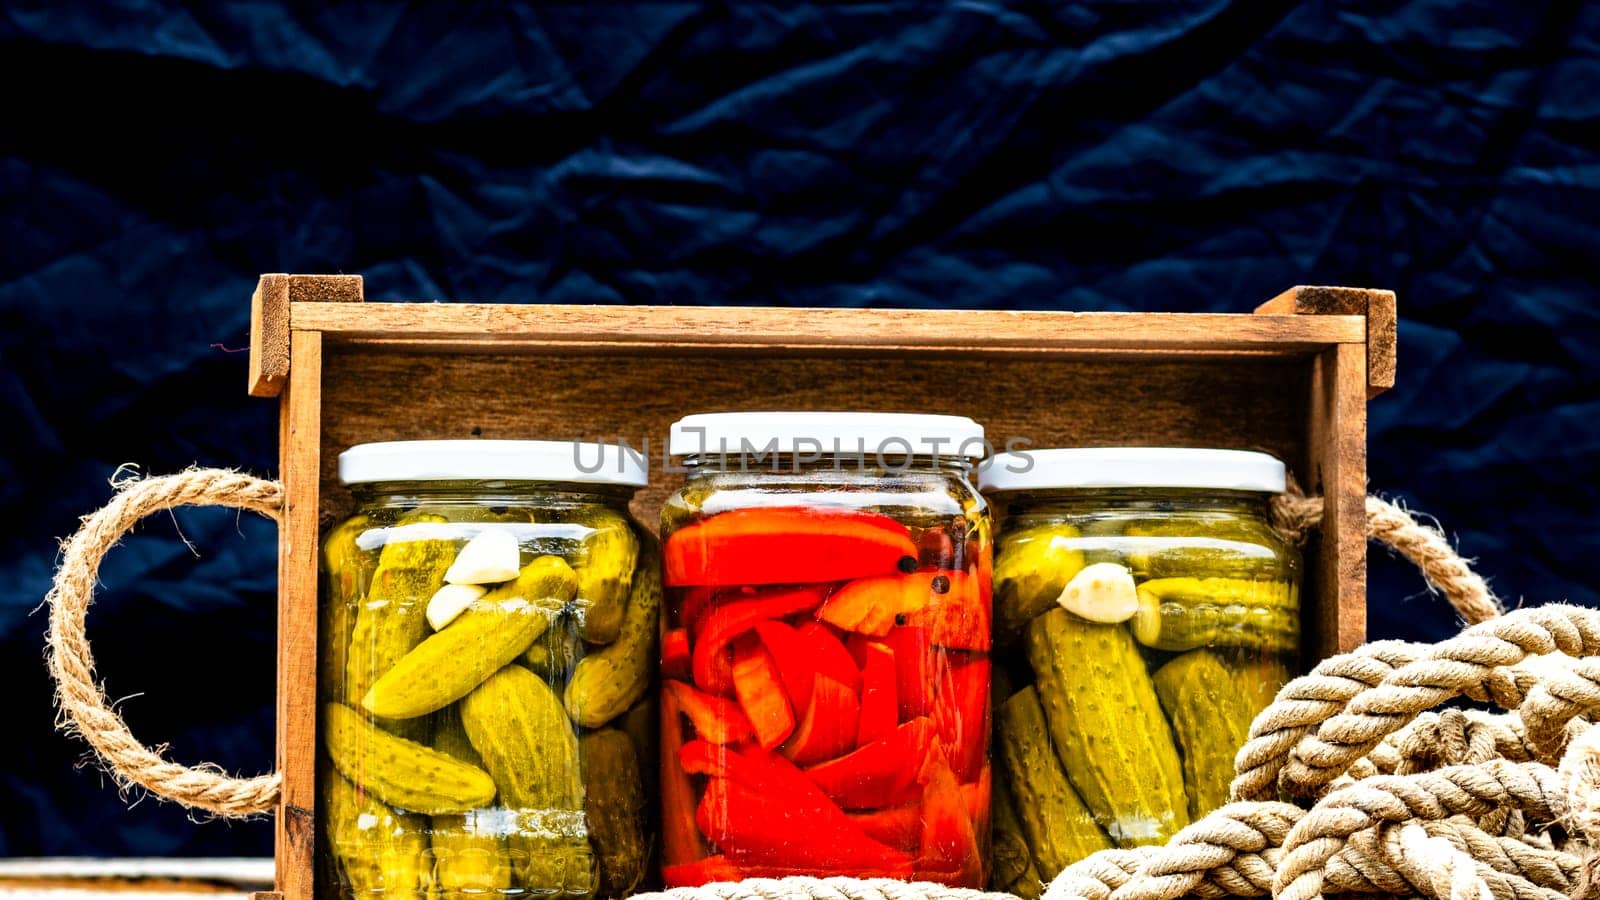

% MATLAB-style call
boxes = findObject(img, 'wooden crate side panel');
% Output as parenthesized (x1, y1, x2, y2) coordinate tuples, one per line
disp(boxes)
(315, 348, 1313, 528)
(1303, 343, 1369, 656)
(276, 332, 324, 900)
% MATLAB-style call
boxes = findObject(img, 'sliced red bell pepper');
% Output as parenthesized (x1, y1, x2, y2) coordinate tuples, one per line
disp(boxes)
(731, 636, 795, 750)
(662, 855, 746, 887)
(754, 620, 859, 713)
(915, 525, 957, 569)
(693, 586, 827, 696)
(796, 619, 860, 675)
(964, 766, 991, 830)
(803, 717, 934, 810)
(883, 624, 943, 719)
(663, 627, 692, 681)
(677, 585, 718, 633)
(848, 802, 921, 852)
(905, 571, 990, 651)
(664, 506, 917, 586)
(679, 739, 738, 778)
(915, 753, 983, 886)
(696, 771, 913, 873)
(665, 680, 755, 744)
(782, 672, 861, 765)
(661, 689, 708, 866)
(931, 655, 990, 783)
(818, 570, 989, 650)
(856, 640, 899, 746)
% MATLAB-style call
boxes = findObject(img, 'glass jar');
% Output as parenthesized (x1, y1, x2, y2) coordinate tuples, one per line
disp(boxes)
(658, 412, 994, 888)
(317, 440, 658, 900)
(979, 448, 1300, 885)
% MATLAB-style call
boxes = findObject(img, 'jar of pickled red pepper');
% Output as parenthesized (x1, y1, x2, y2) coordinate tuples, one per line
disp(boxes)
(977, 448, 1301, 896)
(318, 440, 658, 900)
(659, 412, 994, 888)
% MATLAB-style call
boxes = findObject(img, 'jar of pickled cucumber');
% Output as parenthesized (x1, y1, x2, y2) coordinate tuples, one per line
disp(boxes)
(978, 448, 1300, 894)
(659, 412, 993, 888)
(318, 440, 658, 900)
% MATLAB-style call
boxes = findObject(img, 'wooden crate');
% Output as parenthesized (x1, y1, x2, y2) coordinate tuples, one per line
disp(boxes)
(246, 274, 1395, 900)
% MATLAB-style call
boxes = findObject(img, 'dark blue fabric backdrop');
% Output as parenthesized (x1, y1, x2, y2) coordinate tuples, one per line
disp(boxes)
(1, 1, 1596, 857)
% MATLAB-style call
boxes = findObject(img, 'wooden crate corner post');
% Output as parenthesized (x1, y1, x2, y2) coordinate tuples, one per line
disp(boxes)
(250, 274, 364, 900)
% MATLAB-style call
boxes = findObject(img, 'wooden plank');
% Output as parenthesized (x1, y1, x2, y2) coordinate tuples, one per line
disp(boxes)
(290, 303, 1365, 353)
(1303, 342, 1369, 656)
(249, 276, 362, 398)
(1255, 285, 1396, 397)
(247, 276, 288, 398)
(316, 347, 1312, 532)
(274, 333, 322, 900)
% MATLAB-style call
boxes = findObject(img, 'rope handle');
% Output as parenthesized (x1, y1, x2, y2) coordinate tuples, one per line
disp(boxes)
(42, 468, 1495, 822)
(45, 468, 283, 816)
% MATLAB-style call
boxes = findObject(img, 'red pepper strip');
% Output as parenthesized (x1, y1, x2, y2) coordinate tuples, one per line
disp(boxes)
(663, 627, 692, 681)
(816, 571, 933, 636)
(679, 739, 738, 778)
(662, 855, 746, 887)
(678, 585, 720, 636)
(964, 766, 991, 829)
(855, 640, 899, 746)
(731, 635, 795, 749)
(931, 655, 990, 783)
(905, 570, 990, 651)
(803, 717, 934, 810)
(693, 586, 827, 696)
(664, 506, 917, 586)
(755, 619, 861, 712)
(696, 767, 914, 873)
(914, 752, 984, 886)
(847, 802, 921, 852)
(883, 625, 943, 719)
(781, 672, 861, 765)
(661, 689, 708, 866)
(915, 525, 958, 569)
(665, 680, 755, 744)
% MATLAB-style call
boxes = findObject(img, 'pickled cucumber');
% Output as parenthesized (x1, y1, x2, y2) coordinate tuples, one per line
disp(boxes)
(1122, 517, 1291, 580)
(1024, 608, 1187, 846)
(1131, 577, 1298, 653)
(580, 728, 649, 895)
(564, 541, 660, 728)
(322, 766, 432, 900)
(524, 611, 584, 688)
(994, 523, 1085, 643)
(346, 512, 455, 739)
(430, 709, 513, 897)
(322, 703, 497, 815)
(461, 666, 590, 894)
(363, 556, 578, 719)
(998, 685, 1112, 872)
(1228, 653, 1294, 721)
(570, 508, 640, 645)
(991, 759, 1044, 898)
(1152, 650, 1253, 818)
(321, 513, 379, 702)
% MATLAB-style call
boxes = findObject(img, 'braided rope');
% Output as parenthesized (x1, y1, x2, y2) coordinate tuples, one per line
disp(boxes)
(44, 468, 283, 816)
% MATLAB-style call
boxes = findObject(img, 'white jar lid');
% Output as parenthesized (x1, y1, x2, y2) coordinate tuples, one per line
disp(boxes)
(978, 447, 1286, 493)
(668, 411, 987, 458)
(338, 440, 648, 487)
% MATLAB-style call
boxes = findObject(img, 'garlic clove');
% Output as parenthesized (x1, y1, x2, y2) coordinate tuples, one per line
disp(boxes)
(1058, 561, 1140, 623)
(426, 583, 487, 631)
(444, 529, 521, 585)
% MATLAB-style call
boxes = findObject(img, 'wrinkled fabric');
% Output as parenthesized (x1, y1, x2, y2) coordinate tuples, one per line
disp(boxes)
(1, 1, 1597, 857)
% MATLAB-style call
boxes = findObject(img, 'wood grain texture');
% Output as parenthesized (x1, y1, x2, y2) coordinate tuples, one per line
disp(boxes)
(249, 276, 361, 398)
(1255, 285, 1396, 398)
(290, 302, 1364, 354)
(315, 347, 1312, 529)
(1302, 343, 1369, 656)
(275, 333, 322, 900)
(248, 276, 289, 398)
